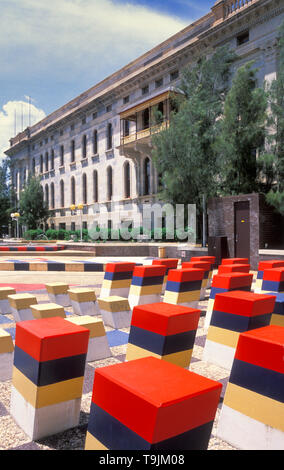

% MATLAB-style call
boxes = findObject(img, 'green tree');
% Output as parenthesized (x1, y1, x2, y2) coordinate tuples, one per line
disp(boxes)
(151, 46, 236, 212)
(19, 175, 49, 230)
(0, 159, 11, 236)
(216, 61, 268, 195)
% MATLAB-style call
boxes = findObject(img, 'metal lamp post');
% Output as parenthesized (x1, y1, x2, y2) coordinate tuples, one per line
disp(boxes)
(70, 204, 84, 242)
(11, 212, 20, 239)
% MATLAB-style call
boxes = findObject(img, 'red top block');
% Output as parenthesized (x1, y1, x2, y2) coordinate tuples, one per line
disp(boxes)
(131, 302, 201, 336)
(212, 272, 253, 289)
(182, 261, 211, 272)
(263, 267, 284, 282)
(105, 262, 136, 273)
(167, 268, 204, 283)
(15, 317, 90, 362)
(218, 264, 250, 274)
(152, 258, 179, 269)
(133, 265, 167, 278)
(235, 325, 284, 374)
(214, 290, 276, 316)
(92, 356, 222, 444)
(191, 256, 215, 265)
(222, 258, 249, 265)
(258, 260, 284, 271)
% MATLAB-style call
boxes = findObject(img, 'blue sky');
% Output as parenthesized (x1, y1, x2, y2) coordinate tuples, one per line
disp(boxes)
(0, 0, 213, 158)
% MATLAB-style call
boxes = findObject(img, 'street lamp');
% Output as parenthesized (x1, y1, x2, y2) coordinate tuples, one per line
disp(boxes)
(11, 212, 20, 239)
(70, 204, 84, 242)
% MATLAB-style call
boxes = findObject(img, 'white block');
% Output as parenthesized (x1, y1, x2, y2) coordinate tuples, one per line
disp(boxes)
(204, 298, 215, 329)
(128, 294, 161, 310)
(0, 352, 14, 381)
(70, 300, 100, 316)
(100, 287, 130, 299)
(86, 335, 112, 362)
(0, 299, 12, 315)
(10, 307, 34, 323)
(10, 386, 81, 440)
(202, 339, 236, 370)
(47, 293, 70, 307)
(100, 308, 132, 329)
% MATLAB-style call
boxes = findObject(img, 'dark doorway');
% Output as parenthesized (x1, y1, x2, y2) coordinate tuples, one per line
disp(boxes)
(234, 201, 250, 260)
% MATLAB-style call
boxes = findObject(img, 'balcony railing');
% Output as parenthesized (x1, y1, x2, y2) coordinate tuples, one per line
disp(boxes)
(121, 120, 169, 146)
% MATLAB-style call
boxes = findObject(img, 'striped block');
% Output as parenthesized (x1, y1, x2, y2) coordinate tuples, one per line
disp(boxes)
(204, 273, 253, 329)
(31, 303, 66, 319)
(152, 258, 179, 292)
(217, 325, 284, 450)
(218, 264, 250, 274)
(128, 265, 166, 310)
(182, 261, 211, 298)
(66, 316, 111, 362)
(221, 258, 249, 265)
(203, 291, 276, 370)
(45, 283, 70, 307)
(10, 317, 89, 440)
(254, 260, 284, 292)
(0, 287, 16, 314)
(68, 288, 100, 316)
(126, 302, 201, 368)
(100, 262, 136, 298)
(85, 356, 222, 450)
(163, 268, 204, 309)
(190, 256, 216, 285)
(98, 297, 132, 329)
(258, 267, 284, 294)
(8, 293, 38, 323)
(0, 329, 14, 381)
(262, 292, 284, 327)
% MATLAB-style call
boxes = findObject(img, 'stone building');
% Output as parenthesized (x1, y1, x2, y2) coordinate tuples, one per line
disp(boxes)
(4, 0, 284, 235)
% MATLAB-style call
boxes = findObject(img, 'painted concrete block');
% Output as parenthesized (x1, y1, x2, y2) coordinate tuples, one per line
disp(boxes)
(45, 283, 70, 307)
(31, 303, 66, 319)
(98, 296, 132, 329)
(0, 287, 16, 314)
(128, 265, 166, 310)
(163, 268, 203, 309)
(0, 328, 14, 381)
(8, 293, 38, 322)
(100, 262, 136, 298)
(68, 288, 100, 316)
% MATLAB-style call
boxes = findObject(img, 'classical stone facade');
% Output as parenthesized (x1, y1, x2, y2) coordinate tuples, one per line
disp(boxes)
(5, 0, 284, 234)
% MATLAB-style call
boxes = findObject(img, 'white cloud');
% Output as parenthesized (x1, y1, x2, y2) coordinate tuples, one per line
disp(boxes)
(0, 101, 46, 160)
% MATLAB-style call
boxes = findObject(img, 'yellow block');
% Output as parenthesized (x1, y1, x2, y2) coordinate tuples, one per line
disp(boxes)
(163, 290, 200, 304)
(101, 279, 132, 290)
(28, 262, 48, 272)
(162, 349, 193, 368)
(0, 287, 16, 300)
(126, 343, 160, 362)
(66, 316, 105, 338)
(31, 303, 66, 319)
(270, 314, 284, 327)
(68, 288, 96, 302)
(224, 382, 284, 432)
(85, 432, 108, 450)
(12, 367, 84, 409)
(46, 283, 69, 295)
(128, 284, 163, 296)
(8, 293, 37, 310)
(0, 262, 14, 271)
(65, 263, 84, 272)
(0, 329, 14, 353)
(207, 325, 240, 349)
(98, 296, 130, 313)
(254, 278, 263, 290)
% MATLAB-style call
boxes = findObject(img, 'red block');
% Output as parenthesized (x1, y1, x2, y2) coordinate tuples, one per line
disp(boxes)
(91, 356, 222, 443)
(167, 268, 204, 283)
(212, 273, 253, 289)
(152, 258, 179, 269)
(132, 265, 166, 278)
(213, 290, 276, 317)
(105, 262, 136, 273)
(182, 261, 211, 272)
(218, 264, 250, 274)
(15, 317, 90, 362)
(262, 267, 284, 282)
(235, 325, 284, 374)
(221, 258, 249, 265)
(130, 302, 201, 336)
(258, 260, 284, 271)
(191, 256, 215, 265)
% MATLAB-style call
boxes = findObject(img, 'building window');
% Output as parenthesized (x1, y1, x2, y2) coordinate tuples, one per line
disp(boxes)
(123, 120, 130, 137)
(32, 158, 36, 175)
(50, 149, 55, 170)
(92, 112, 97, 120)
(82, 173, 87, 204)
(170, 70, 179, 81)
(71, 222, 76, 231)
(155, 78, 163, 88)
(107, 123, 113, 150)
(93, 170, 98, 202)
(82, 117, 86, 125)
(144, 157, 151, 195)
(45, 152, 49, 172)
(71, 176, 76, 205)
(60, 180, 65, 207)
(123, 95, 129, 104)
(93, 130, 98, 154)
(142, 108, 150, 130)
(60, 145, 64, 166)
(50, 182, 55, 209)
(45, 184, 49, 208)
(142, 85, 149, 95)
(82, 134, 87, 159)
(106, 104, 112, 113)
(237, 31, 249, 46)
(107, 166, 113, 201)
(124, 162, 130, 199)
(71, 139, 75, 162)
(83, 221, 88, 230)
(40, 155, 43, 173)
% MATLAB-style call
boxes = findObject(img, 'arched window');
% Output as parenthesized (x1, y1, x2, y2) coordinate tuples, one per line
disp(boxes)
(107, 166, 113, 201)
(93, 130, 98, 155)
(142, 108, 149, 130)
(60, 145, 64, 166)
(45, 152, 49, 172)
(40, 155, 43, 173)
(124, 161, 130, 198)
(71, 176, 76, 205)
(82, 135, 87, 159)
(60, 180, 65, 207)
(32, 158, 36, 175)
(50, 182, 55, 209)
(82, 173, 87, 204)
(45, 184, 49, 208)
(50, 149, 55, 170)
(93, 170, 98, 202)
(107, 123, 112, 150)
(71, 140, 75, 162)
(144, 157, 151, 195)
